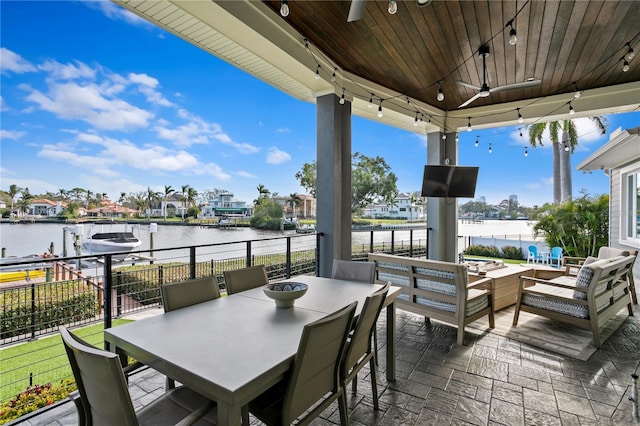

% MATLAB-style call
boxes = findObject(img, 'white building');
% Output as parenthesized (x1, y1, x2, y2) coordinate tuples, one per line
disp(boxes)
(200, 192, 252, 218)
(361, 193, 425, 220)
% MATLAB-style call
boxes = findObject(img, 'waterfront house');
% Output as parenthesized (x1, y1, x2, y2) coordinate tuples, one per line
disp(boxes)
(361, 192, 425, 220)
(28, 198, 67, 217)
(272, 194, 316, 218)
(200, 192, 252, 218)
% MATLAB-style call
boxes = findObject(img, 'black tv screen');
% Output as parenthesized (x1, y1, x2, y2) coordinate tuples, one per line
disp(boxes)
(421, 165, 479, 198)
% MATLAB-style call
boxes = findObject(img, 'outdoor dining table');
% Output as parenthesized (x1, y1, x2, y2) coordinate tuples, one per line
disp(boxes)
(104, 275, 402, 426)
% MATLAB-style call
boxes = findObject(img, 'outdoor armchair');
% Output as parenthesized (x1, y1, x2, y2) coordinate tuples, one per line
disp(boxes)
(513, 255, 636, 348)
(248, 302, 357, 426)
(341, 282, 390, 411)
(527, 245, 543, 264)
(223, 265, 269, 295)
(59, 326, 217, 426)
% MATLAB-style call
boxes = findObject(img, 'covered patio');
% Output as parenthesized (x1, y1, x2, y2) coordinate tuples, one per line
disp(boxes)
(111, 0, 640, 271)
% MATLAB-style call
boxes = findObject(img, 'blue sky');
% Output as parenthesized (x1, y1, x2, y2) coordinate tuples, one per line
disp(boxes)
(1, 1, 638, 208)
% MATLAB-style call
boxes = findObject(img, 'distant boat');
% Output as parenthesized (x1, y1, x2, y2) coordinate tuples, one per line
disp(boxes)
(69, 223, 142, 261)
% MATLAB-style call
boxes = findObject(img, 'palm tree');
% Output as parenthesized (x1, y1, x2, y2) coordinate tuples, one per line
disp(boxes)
(528, 116, 607, 204)
(163, 185, 175, 220)
(180, 185, 190, 219)
(8, 184, 21, 217)
(146, 187, 159, 218)
(186, 187, 198, 212)
(287, 193, 301, 219)
(256, 184, 270, 199)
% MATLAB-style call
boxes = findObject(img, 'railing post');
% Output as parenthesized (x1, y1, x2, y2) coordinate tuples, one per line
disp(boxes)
(190, 247, 196, 279)
(369, 231, 374, 253)
(391, 230, 395, 255)
(116, 271, 122, 317)
(104, 255, 113, 350)
(286, 237, 291, 279)
(30, 280, 36, 341)
(410, 229, 414, 257)
(315, 233, 321, 277)
(246, 241, 252, 267)
(426, 227, 432, 259)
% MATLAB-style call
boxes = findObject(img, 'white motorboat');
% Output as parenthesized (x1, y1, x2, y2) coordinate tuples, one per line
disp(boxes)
(68, 223, 142, 260)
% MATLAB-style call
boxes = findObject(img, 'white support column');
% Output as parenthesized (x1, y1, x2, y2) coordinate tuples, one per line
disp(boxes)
(316, 94, 352, 277)
(426, 131, 459, 262)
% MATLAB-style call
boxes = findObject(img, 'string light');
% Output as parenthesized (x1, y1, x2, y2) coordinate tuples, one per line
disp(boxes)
(622, 58, 630, 72)
(625, 42, 636, 61)
(280, 0, 289, 17)
(568, 102, 575, 115)
(475, 136, 479, 147)
(524, 147, 528, 157)
(414, 112, 419, 126)
(506, 20, 517, 46)
(377, 101, 383, 118)
(315, 65, 320, 80)
(573, 83, 581, 98)
(564, 143, 570, 152)
(517, 108, 523, 123)
(488, 143, 492, 154)
(455, 133, 459, 143)
(339, 88, 345, 104)
(467, 117, 472, 132)
(442, 133, 447, 140)
(436, 81, 444, 102)
(368, 94, 373, 108)
(388, 0, 398, 15)
(331, 68, 337, 82)
(519, 129, 523, 138)
(427, 115, 432, 123)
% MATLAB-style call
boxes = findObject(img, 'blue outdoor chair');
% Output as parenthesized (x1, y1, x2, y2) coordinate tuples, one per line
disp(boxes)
(549, 246, 563, 268)
(527, 245, 543, 264)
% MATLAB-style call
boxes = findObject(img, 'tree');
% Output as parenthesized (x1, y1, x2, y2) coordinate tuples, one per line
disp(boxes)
(163, 185, 175, 220)
(532, 192, 609, 258)
(146, 187, 160, 218)
(8, 184, 21, 216)
(256, 184, 270, 199)
(295, 153, 399, 213)
(180, 184, 190, 219)
(528, 117, 607, 204)
(250, 199, 284, 229)
(287, 193, 301, 219)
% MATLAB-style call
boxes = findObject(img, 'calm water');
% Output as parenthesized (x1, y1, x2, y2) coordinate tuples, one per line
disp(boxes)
(0, 220, 535, 258)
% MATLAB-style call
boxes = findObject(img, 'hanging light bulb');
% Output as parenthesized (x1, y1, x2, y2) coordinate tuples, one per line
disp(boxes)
(339, 88, 345, 105)
(573, 83, 581, 98)
(442, 133, 447, 140)
(564, 143, 570, 152)
(436, 82, 444, 102)
(622, 59, 630, 72)
(315, 65, 320, 80)
(507, 21, 517, 46)
(475, 136, 479, 148)
(517, 108, 524, 123)
(625, 43, 636, 61)
(414, 112, 419, 126)
(280, 0, 289, 17)
(488, 143, 492, 154)
(388, 0, 398, 15)
(524, 147, 528, 157)
(519, 129, 523, 138)
(568, 102, 575, 115)
(427, 115, 432, 123)
(331, 68, 337, 82)
(377, 101, 383, 118)
(467, 117, 472, 132)
(368, 94, 373, 108)
(420, 113, 424, 123)
(455, 133, 459, 143)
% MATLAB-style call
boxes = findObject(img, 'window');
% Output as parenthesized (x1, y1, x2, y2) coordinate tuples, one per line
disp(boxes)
(621, 166, 640, 243)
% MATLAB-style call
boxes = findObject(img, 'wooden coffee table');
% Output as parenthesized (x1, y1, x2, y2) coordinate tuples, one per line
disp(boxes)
(468, 264, 534, 311)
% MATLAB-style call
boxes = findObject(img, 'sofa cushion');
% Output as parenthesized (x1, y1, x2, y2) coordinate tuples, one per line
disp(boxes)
(522, 284, 589, 318)
(572, 256, 624, 300)
(598, 247, 631, 259)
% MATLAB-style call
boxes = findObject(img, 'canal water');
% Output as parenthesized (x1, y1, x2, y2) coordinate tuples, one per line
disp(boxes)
(0, 220, 535, 258)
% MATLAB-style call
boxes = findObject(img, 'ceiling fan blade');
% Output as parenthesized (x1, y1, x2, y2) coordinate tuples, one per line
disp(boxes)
(347, 0, 367, 22)
(459, 93, 483, 108)
(456, 81, 482, 91)
(490, 79, 541, 93)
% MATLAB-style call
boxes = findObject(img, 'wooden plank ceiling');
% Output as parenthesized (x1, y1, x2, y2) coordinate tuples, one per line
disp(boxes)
(263, 0, 640, 113)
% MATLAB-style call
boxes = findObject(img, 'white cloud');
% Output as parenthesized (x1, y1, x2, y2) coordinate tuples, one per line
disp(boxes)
(0, 96, 6, 111)
(266, 147, 291, 164)
(0, 129, 26, 140)
(236, 170, 257, 179)
(129, 73, 159, 88)
(276, 128, 291, 134)
(0, 48, 36, 74)
(87, 1, 154, 28)
(39, 60, 96, 80)
(130, 72, 173, 107)
(23, 81, 154, 130)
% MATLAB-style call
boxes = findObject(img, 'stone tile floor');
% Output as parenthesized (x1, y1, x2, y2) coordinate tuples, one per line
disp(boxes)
(12, 307, 640, 426)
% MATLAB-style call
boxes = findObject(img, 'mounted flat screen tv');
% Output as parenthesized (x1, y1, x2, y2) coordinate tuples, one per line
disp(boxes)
(421, 165, 479, 198)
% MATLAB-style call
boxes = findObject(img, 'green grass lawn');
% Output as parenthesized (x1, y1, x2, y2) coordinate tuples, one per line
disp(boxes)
(0, 319, 131, 403)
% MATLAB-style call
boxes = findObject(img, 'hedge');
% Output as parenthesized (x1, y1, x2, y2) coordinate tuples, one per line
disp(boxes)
(463, 244, 524, 260)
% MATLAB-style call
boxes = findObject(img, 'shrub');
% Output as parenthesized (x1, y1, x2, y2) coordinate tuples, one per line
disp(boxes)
(501, 245, 524, 260)
(464, 245, 501, 258)
(0, 381, 76, 425)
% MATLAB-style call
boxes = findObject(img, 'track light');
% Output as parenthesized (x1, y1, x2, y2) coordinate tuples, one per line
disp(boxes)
(475, 136, 479, 148)
(388, 0, 398, 15)
(507, 20, 517, 46)
(339, 88, 345, 105)
(488, 143, 492, 154)
(368, 94, 373, 108)
(315, 65, 320, 80)
(414, 112, 419, 126)
(436, 82, 444, 102)
(377, 101, 383, 118)
(517, 108, 523, 123)
(625, 43, 636, 61)
(622, 58, 630, 72)
(524, 147, 528, 157)
(280, 0, 289, 17)
(331, 68, 337, 82)
(467, 117, 472, 132)
(568, 102, 575, 115)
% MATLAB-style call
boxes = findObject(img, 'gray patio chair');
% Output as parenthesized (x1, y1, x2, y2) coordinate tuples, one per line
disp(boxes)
(223, 265, 268, 295)
(331, 259, 381, 364)
(342, 282, 390, 411)
(248, 302, 357, 426)
(161, 276, 221, 312)
(59, 325, 217, 426)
